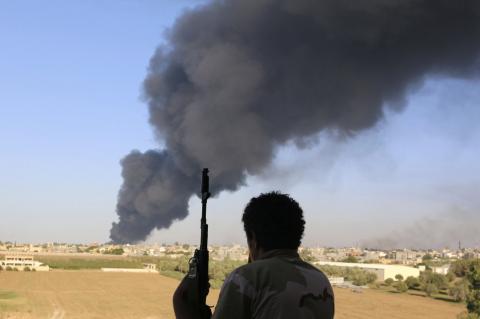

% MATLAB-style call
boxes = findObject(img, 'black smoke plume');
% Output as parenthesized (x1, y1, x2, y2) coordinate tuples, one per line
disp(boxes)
(110, 0, 480, 243)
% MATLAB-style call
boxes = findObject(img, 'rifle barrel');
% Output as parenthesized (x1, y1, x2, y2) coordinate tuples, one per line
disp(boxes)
(200, 168, 210, 251)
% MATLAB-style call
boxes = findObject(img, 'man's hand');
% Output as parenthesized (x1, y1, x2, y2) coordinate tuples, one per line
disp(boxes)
(173, 275, 200, 319)
(173, 275, 211, 319)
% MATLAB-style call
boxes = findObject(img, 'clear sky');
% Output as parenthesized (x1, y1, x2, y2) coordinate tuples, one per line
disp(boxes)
(1, 1, 479, 249)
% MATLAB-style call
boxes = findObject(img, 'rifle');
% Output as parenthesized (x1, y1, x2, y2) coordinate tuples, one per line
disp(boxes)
(188, 168, 211, 318)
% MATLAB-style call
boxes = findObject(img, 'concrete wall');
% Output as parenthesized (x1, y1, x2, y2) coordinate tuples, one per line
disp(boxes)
(316, 261, 420, 281)
(101, 268, 158, 273)
(383, 266, 420, 280)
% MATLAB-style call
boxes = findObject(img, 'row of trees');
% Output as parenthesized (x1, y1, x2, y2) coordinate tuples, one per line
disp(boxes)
(102, 248, 125, 255)
(384, 272, 454, 296)
(0, 265, 36, 271)
(381, 259, 480, 318)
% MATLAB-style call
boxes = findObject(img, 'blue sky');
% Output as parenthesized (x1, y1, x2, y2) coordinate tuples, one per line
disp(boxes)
(1, 1, 479, 248)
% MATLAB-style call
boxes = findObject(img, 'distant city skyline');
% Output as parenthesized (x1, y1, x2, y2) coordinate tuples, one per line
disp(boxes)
(1, 1, 479, 249)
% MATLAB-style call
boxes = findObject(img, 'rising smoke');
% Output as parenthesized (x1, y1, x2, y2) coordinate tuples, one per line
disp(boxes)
(362, 207, 480, 250)
(110, 0, 480, 243)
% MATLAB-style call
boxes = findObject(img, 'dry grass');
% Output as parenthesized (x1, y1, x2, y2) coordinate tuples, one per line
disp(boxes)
(0, 271, 465, 319)
(333, 287, 464, 319)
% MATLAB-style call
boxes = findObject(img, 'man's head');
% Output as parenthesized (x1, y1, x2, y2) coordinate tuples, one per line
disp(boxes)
(242, 192, 305, 260)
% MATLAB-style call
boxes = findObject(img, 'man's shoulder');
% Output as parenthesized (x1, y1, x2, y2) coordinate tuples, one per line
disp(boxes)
(227, 255, 329, 289)
(216, 257, 334, 319)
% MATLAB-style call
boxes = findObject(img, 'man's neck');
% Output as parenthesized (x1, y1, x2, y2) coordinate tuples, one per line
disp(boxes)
(257, 249, 299, 260)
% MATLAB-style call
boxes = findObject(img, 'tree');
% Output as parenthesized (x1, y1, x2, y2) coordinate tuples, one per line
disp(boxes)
(467, 292, 480, 316)
(396, 281, 408, 293)
(423, 254, 433, 261)
(24, 266, 31, 272)
(395, 274, 404, 281)
(405, 276, 421, 289)
(452, 260, 480, 278)
(420, 271, 448, 290)
(466, 263, 480, 316)
(447, 272, 456, 282)
(385, 278, 394, 286)
(449, 279, 470, 302)
(424, 283, 439, 297)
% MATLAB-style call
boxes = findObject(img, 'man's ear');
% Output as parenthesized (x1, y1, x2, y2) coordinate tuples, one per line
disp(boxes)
(247, 232, 257, 250)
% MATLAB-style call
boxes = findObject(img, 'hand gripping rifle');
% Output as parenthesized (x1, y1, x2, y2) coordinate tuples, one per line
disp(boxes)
(188, 168, 212, 318)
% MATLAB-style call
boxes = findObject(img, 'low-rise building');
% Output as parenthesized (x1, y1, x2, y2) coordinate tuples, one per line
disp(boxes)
(1, 255, 49, 271)
(316, 261, 420, 281)
(432, 264, 450, 275)
(101, 263, 158, 273)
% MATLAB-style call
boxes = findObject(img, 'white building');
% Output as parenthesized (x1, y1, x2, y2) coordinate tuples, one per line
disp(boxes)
(327, 277, 345, 285)
(1, 255, 49, 271)
(432, 264, 450, 275)
(316, 261, 420, 281)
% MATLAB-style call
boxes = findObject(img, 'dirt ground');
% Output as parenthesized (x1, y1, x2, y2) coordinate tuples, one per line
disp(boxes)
(0, 271, 464, 319)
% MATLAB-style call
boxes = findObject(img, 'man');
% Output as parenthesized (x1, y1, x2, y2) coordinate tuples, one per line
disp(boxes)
(174, 192, 335, 319)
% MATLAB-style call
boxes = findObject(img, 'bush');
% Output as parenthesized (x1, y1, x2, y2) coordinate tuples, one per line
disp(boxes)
(405, 276, 421, 289)
(396, 281, 408, 293)
(467, 289, 480, 315)
(424, 283, 439, 297)
(13, 267, 19, 272)
(451, 260, 480, 278)
(457, 311, 480, 319)
(24, 266, 31, 271)
(385, 278, 394, 286)
(371, 282, 381, 289)
(420, 271, 448, 290)
(5, 266, 13, 271)
(366, 273, 378, 284)
(0, 265, 3, 271)
(103, 248, 124, 255)
(395, 274, 404, 281)
(36, 256, 144, 270)
(352, 276, 369, 286)
(449, 279, 470, 302)
(341, 256, 359, 263)
(447, 272, 456, 282)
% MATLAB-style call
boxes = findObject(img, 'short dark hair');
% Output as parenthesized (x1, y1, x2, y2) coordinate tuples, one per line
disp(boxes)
(242, 191, 305, 251)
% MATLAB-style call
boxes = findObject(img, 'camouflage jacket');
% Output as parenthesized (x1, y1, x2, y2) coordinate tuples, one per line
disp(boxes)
(212, 249, 334, 319)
